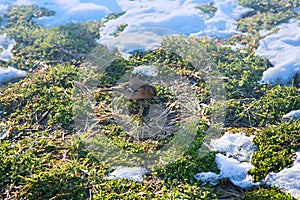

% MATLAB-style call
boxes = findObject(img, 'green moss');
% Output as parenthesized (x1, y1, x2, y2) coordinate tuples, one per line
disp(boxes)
(252, 86, 300, 126)
(0, 134, 104, 199)
(157, 121, 219, 184)
(238, 0, 300, 33)
(214, 46, 271, 99)
(5, 4, 55, 25)
(2, 5, 101, 70)
(0, 64, 77, 139)
(244, 187, 295, 200)
(238, 10, 297, 33)
(101, 12, 125, 24)
(250, 120, 300, 182)
(226, 85, 300, 127)
(239, 0, 299, 13)
(97, 57, 130, 85)
(92, 178, 215, 199)
(114, 23, 128, 36)
(197, 3, 217, 16)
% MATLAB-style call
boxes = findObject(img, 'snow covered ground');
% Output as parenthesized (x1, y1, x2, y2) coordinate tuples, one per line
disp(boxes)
(0, 66, 26, 85)
(265, 152, 300, 199)
(0, 0, 298, 86)
(107, 166, 148, 182)
(195, 132, 258, 189)
(1, 0, 299, 86)
(0, 33, 26, 84)
(195, 133, 300, 199)
(0, 0, 299, 198)
(256, 19, 300, 85)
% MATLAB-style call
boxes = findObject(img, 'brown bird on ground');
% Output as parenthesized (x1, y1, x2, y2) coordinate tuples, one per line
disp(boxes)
(99, 78, 157, 100)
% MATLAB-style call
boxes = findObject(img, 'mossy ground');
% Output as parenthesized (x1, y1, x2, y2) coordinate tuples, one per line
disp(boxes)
(0, 1, 299, 199)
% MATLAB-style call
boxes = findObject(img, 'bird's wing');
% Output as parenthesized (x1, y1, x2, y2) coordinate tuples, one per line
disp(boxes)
(127, 77, 149, 90)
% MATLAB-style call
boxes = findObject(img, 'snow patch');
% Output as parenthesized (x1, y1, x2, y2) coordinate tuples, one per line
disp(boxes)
(0, 33, 16, 62)
(282, 110, 300, 121)
(107, 166, 148, 182)
(195, 132, 257, 189)
(195, 0, 254, 38)
(1, 0, 122, 27)
(210, 132, 256, 162)
(256, 19, 300, 85)
(131, 65, 158, 77)
(0, 66, 27, 85)
(265, 152, 300, 199)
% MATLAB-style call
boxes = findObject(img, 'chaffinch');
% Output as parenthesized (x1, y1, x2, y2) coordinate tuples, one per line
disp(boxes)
(100, 78, 157, 100)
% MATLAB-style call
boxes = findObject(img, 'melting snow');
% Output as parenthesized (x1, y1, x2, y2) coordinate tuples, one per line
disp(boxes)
(256, 19, 300, 85)
(107, 166, 148, 182)
(0, 66, 27, 85)
(195, 132, 257, 189)
(0, 34, 26, 84)
(282, 110, 300, 122)
(265, 152, 300, 199)
(0, 33, 16, 62)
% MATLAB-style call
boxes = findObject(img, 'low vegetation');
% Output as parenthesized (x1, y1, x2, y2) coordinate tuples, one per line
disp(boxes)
(0, 1, 299, 199)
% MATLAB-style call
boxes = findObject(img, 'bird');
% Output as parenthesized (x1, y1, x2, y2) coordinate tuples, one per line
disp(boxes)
(99, 77, 157, 100)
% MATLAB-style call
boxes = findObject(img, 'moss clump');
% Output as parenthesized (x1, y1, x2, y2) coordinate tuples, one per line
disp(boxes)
(226, 85, 300, 127)
(244, 187, 295, 200)
(239, 0, 299, 13)
(5, 4, 55, 24)
(238, 10, 297, 33)
(251, 86, 300, 126)
(114, 23, 128, 36)
(250, 120, 300, 182)
(2, 5, 101, 70)
(197, 3, 217, 17)
(238, 0, 300, 33)
(0, 132, 104, 199)
(157, 121, 219, 184)
(214, 46, 271, 100)
(0, 64, 77, 140)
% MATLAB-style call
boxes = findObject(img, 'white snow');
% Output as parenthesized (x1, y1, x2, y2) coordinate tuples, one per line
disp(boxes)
(256, 19, 300, 85)
(0, 33, 16, 62)
(195, 132, 300, 199)
(265, 152, 300, 199)
(1, 0, 253, 52)
(195, 132, 257, 189)
(100, 0, 254, 51)
(215, 153, 257, 189)
(131, 65, 158, 77)
(0, 34, 26, 84)
(12, 0, 123, 27)
(107, 166, 148, 182)
(282, 110, 300, 122)
(194, 171, 220, 185)
(0, 66, 27, 85)
(195, 0, 254, 38)
(100, 28, 179, 57)
(210, 132, 256, 162)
